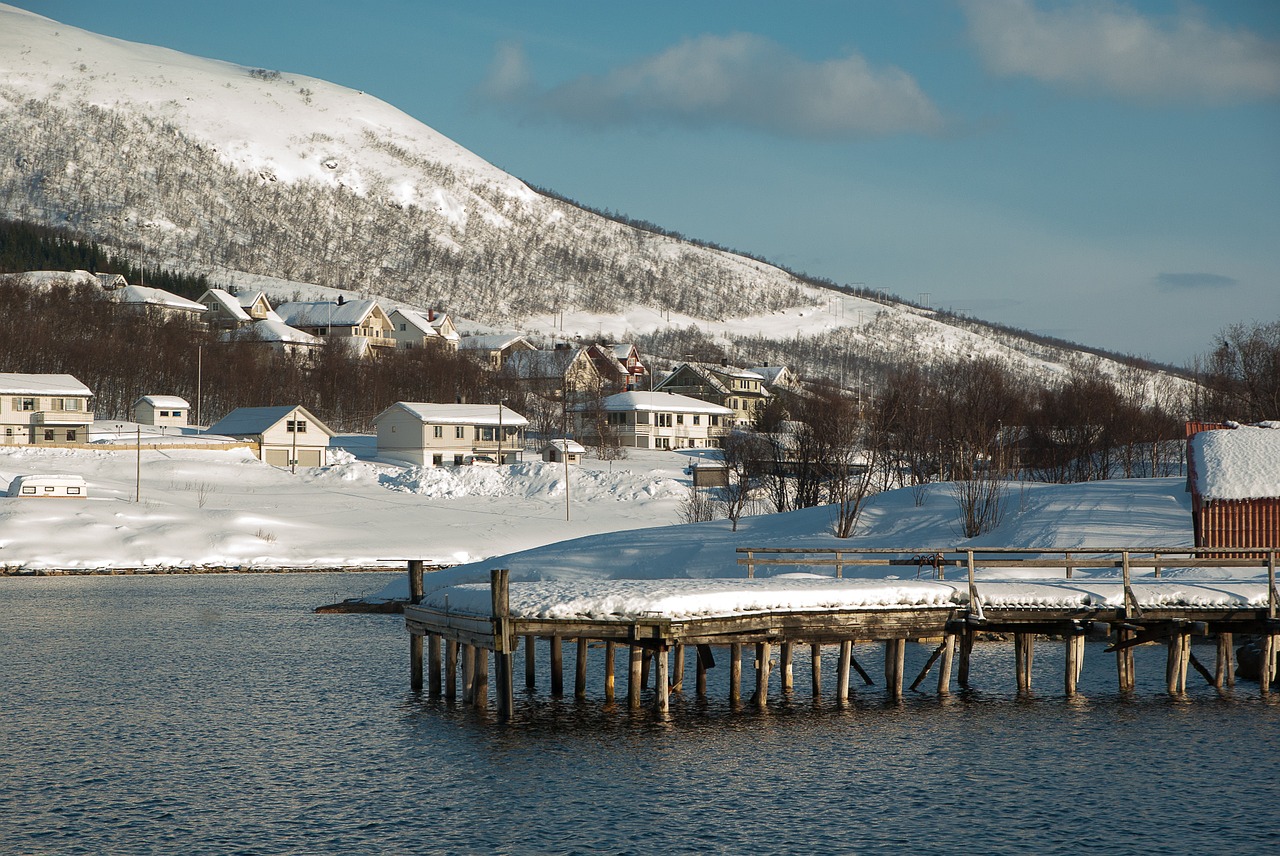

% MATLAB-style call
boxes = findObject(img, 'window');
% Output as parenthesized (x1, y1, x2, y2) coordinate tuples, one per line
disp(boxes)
(657, 413, 672, 427)
(20, 398, 36, 412)
(477, 427, 496, 442)
(21, 486, 34, 494)
(711, 416, 720, 427)
(693, 415, 701, 426)
(455, 426, 465, 439)
(432, 454, 443, 466)
(433, 426, 443, 438)
(635, 412, 650, 425)
(66, 430, 77, 442)
(400, 323, 407, 331)
(287, 420, 307, 433)
(159, 410, 169, 417)
(43, 429, 53, 441)
(675, 414, 684, 425)
(5, 428, 12, 436)
(67, 487, 81, 495)
(453, 454, 464, 466)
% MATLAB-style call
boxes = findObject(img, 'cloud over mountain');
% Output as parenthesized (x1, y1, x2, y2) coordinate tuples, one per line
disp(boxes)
(480, 33, 945, 139)
(962, 0, 1280, 103)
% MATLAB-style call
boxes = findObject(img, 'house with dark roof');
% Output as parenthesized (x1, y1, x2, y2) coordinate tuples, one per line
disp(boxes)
(652, 362, 771, 428)
(206, 405, 335, 468)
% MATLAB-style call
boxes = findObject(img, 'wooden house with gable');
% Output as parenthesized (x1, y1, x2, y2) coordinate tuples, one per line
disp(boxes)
(653, 361, 771, 428)
(1187, 421, 1280, 552)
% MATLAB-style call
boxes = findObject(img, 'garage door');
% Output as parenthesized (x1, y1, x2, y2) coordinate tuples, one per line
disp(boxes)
(297, 449, 323, 467)
(264, 448, 289, 467)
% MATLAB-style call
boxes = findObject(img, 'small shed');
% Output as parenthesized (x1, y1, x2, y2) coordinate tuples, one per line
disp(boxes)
(206, 405, 335, 468)
(7, 474, 88, 498)
(131, 395, 191, 428)
(1187, 421, 1280, 552)
(542, 439, 585, 465)
(690, 461, 729, 488)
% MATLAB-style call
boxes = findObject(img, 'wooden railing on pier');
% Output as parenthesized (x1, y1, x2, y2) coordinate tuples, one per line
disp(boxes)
(403, 548, 1280, 720)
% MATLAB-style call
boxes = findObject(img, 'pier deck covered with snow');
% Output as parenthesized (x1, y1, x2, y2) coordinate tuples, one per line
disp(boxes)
(404, 547, 1280, 718)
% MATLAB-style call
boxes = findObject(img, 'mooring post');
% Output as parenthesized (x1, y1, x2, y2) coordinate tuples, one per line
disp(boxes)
(491, 569, 513, 718)
(655, 645, 670, 714)
(640, 650, 652, 689)
(550, 637, 564, 696)
(958, 628, 974, 688)
(428, 634, 442, 698)
(811, 643, 823, 698)
(1064, 628, 1080, 697)
(754, 641, 772, 709)
(1166, 629, 1186, 695)
(446, 640, 458, 699)
(525, 636, 536, 689)
(604, 640, 616, 703)
(408, 559, 425, 691)
(462, 644, 476, 704)
(729, 643, 742, 706)
(672, 644, 685, 693)
(780, 642, 793, 693)
(1215, 632, 1233, 689)
(938, 633, 955, 695)
(575, 637, 589, 700)
(887, 639, 906, 700)
(1262, 635, 1275, 696)
(1015, 633, 1034, 694)
(628, 644, 643, 710)
(836, 640, 852, 705)
(474, 649, 489, 709)
(1115, 628, 1136, 692)
(695, 645, 709, 698)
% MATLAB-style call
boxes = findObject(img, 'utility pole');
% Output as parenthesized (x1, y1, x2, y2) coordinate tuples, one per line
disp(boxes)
(135, 425, 141, 503)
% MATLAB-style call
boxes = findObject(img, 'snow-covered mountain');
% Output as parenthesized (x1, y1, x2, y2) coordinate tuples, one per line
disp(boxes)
(0, 4, 1182, 392)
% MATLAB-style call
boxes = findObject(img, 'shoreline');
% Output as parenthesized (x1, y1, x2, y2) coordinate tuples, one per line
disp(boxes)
(1, 565, 400, 577)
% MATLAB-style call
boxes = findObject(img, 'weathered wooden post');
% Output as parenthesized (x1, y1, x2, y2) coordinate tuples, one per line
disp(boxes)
(886, 638, 906, 700)
(780, 642, 793, 693)
(1215, 632, 1234, 689)
(462, 644, 476, 704)
(655, 645, 670, 714)
(575, 637, 589, 700)
(428, 634, 442, 698)
(938, 633, 955, 695)
(446, 640, 458, 699)
(604, 640, 617, 703)
(550, 637, 564, 696)
(672, 644, 685, 693)
(1115, 628, 1136, 692)
(695, 645, 709, 698)
(1064, 628, 1082, 697)
(754, 641, 772, 709)
(491, 569, 514, 718)
(640, 650, 652, 689)
(729, 643, 742, 706)
(525, 636, 536, 689)
(958, 628, 974, 688)
(474, 649, 489, 709)
(628, 644, 643, 710)
(811, 643, 823, 698)
(836, 640, 852, 705)
(1015, 633, 1034, 694)
(409, 559, 425, 691)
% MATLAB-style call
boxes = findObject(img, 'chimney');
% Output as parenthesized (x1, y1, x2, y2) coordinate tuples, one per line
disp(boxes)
(337, 295, 345, 305)
(428, 308, 435, 322)
(721, 358, 729, 367)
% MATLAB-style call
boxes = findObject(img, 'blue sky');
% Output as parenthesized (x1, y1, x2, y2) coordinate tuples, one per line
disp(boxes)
(16, 0, 1280, 366)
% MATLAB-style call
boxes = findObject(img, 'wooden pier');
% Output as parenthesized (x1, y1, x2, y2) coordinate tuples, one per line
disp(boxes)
(403, 548, 1280, 719)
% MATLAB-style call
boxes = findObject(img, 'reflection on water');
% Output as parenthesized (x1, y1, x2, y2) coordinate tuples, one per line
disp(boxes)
(2, 574, 1278, 855)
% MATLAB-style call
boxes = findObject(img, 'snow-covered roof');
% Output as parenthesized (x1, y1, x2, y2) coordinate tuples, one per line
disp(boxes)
(390, 308, 440, 337)
(227, 318, 320, 344)
(135, 395, 190, 409)
(544, 439, 586, 453)
(591, 391, 735, 415)
(503, 348, 585, 379)
(460, 333, 528, 351)
(749, 365, 790, 386)
(206, 406, 334, 437)
(1190, 423, 1280, 500)
(655, 363, 732, 396)
(114, 285, 207, 312)
(275, 299, 380, 328)
(0, 373, 93, 396)
(200, 288, 251, 321)
(376, 402, 529, 427)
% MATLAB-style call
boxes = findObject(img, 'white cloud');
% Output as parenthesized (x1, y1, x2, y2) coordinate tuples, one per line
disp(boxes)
(962, 0, 1280, 102)
(478, 34, 944, 138)
(476, 41, 534, 103)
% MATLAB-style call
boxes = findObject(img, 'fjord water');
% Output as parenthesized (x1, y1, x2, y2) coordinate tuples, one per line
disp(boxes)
(3, 574, 1277, 856)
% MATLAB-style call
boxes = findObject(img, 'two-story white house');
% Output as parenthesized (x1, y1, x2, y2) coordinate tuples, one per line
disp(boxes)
(574, 390, 733, 450)
(0, 373, 94, 446)
(373, 402, 528, 466)
(205, 405, 335, 468)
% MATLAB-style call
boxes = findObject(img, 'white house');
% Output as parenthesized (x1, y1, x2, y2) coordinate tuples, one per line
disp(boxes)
(388, 308, 459, 351)
(459, 334, 535, 370)
(0, 373, 94, 446)
(112, 284, 208, 318)
(373, 402, 528, 467)
(131, 395, 190, 428)
(205, 405, 335, 468)
(274, 299, 395, 354)
(574, 390, 734, 450)
(541, 438, 585, 465)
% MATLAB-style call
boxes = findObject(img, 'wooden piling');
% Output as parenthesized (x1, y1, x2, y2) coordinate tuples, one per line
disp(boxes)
(1064, 631, 1080, 697)
(1015, 633, 1034, 694)
(656, 645, 670, 714)
(695, 646, 708, 698)
(886, 638, 906, 700)
(780, 642, 793, 693)
(446, 640, 458, 699)
(1215, 633, 1233, 689)
(811, 643, 823, 698)
(628, 645, 642, 710)
(673, 644, 685, 693)
(640, 650, 652, 689)
(462, 644, 475, 704)
(428, 634, 442, 697)
(938, 633, 954, 695)
(410, 632, 424, 692)
(525, 636, 536, 689)
(575, 637, 589, 700)
(1262, 635, 1276, 695)
(754, 641, 772, 710)
(604, 640, 616, 703)
(1115, 628, 1136, 692)
(550, 637, 564, 696)
(958, 628, 974, 688)
(836, 640, 852, 705)
(474, 649, 489, 709)
(491, 570, 513, 718)
(729, 643, 742, 706)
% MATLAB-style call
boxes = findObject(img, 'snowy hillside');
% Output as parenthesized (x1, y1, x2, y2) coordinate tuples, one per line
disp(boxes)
(0, 4, 1185, 392)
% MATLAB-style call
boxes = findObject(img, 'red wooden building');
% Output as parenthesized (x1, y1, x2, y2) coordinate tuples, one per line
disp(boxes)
(1186, 421, 1280, 552)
